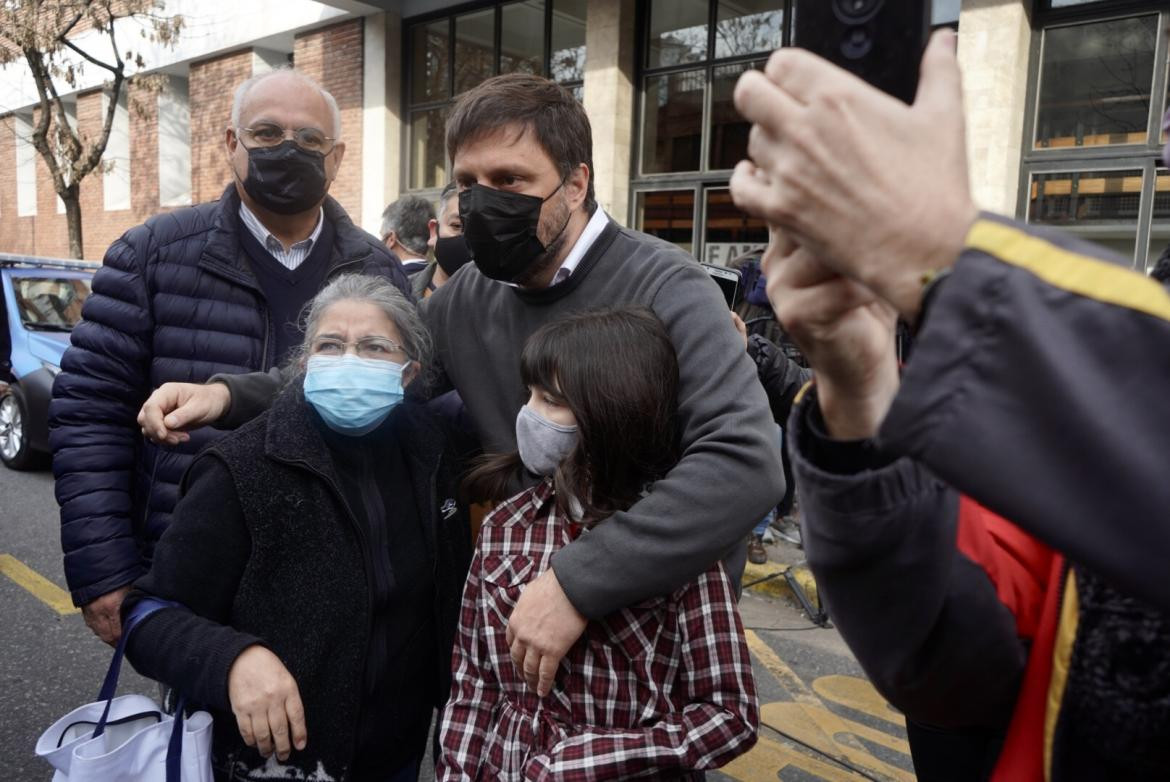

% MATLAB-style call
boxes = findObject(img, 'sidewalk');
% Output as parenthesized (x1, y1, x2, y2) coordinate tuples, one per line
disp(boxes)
(742, 520, 821, 619)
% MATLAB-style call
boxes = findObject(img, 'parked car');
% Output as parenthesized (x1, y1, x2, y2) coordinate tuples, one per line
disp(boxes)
(0, 255, 96, 470)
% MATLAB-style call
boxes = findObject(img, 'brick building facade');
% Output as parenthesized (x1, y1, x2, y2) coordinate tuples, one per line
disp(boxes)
(0, 9, 367, 261)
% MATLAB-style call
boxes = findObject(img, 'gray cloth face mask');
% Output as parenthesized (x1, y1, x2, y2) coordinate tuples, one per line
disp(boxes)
(515, 404, 578, 477)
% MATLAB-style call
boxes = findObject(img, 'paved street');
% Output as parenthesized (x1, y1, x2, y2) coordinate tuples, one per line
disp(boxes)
(2, 463, 915, 781)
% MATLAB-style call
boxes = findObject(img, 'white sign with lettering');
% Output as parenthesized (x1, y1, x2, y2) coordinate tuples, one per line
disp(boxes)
(703, 243, 764, 266)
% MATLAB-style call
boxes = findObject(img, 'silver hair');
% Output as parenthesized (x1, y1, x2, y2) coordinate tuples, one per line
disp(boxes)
(230, 66, 342, 138)
(295, 274, 432, 380)
(436, 181, 459, 223)
(380, 194, 435, 253)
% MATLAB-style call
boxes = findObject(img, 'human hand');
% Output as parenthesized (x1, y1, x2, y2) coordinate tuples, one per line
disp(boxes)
(81, 585, 132, 645)
(137, 382, 231, 445)
(763, 238, 899, 440)
(730, 30, 978, 324)
(227, 646, 307, 761)
(730, 311, 749, 349)
(506, 568, 587, 697)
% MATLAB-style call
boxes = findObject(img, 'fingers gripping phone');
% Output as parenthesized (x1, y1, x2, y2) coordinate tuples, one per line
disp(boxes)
(792, 0, 932, 105)
(702, 263, 741, 309)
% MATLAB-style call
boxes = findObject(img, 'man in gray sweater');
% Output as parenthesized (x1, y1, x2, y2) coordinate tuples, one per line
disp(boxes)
(138, 73, 783, 697)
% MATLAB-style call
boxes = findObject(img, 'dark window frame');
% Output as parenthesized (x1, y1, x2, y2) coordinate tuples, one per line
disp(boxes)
(402, 0, 587, 194)
(1016, 7, 1169, 270)
(630, 0, 789, 256)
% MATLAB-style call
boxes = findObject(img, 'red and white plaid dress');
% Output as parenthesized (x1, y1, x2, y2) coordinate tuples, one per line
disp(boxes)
(436, 479, 758, 781)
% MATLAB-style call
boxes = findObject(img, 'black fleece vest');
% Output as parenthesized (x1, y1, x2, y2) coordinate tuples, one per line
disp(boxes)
(205, 407, 371, 780)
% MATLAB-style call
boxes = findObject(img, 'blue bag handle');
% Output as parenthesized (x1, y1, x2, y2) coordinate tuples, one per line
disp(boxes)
(165, 694, 188, 782)
(92, 597, 190, 782)
(95, 597, 178, 707)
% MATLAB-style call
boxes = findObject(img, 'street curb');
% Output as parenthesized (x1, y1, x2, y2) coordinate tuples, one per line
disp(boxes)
(743, 561, 819, 609)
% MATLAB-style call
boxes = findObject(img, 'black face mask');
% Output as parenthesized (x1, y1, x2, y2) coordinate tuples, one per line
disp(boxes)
(458, 182, 568, 282)
(434, 235, 472, 276)
(239, 140, 329, 215)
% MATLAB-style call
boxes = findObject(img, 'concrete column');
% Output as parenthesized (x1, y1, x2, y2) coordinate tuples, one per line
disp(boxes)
(958, 0, 1033, 217)
(583, 0, 636, 223)
(361, 11, 403, 236)
(252, 48, 287, 74)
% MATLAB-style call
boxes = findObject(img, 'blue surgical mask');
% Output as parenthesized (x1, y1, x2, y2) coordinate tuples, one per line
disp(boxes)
(303, 354, 407, 435)
(515, 404, 578, 476)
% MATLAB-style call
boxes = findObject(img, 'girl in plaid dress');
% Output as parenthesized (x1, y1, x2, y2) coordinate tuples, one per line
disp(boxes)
(437, 307, 758, 781)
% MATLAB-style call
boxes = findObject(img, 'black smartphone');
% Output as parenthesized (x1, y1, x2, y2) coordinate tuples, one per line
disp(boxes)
(701, 263, 740, 309)
(792, 0, 932, 105)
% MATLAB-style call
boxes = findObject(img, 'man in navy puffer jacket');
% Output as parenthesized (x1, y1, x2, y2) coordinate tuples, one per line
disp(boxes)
(48, 67, 409, 645)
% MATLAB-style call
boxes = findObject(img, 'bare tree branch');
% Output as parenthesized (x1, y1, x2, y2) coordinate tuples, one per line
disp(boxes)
(2, 0, 182, 256)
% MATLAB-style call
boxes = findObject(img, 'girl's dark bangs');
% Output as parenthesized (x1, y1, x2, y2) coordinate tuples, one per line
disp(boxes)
(519, 327, 564, 393)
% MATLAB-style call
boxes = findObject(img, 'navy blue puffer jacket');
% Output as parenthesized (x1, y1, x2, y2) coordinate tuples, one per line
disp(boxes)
(49, 184, 409, 606)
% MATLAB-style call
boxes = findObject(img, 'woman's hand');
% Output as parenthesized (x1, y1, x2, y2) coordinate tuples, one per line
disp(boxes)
(227, 645, 307, 761)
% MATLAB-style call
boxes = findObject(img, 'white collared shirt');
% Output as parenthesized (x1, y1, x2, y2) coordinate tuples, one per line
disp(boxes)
(499, 207, 610, 289)
(238, 202, 325, 271)
(550, 206, 609, 286)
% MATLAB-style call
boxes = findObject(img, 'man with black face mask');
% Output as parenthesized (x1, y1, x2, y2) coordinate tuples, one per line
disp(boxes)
(48, 67, 409, 646)
(412, 182, 472, 300)
(138, 73, 785, 701)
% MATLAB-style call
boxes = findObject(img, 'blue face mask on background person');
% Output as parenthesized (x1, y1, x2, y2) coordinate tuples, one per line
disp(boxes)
(515, 404, 578, 476)
(303, 354, 407, 435)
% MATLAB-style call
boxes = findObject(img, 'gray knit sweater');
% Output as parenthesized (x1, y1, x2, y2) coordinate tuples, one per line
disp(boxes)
(420, 218, 783, 618)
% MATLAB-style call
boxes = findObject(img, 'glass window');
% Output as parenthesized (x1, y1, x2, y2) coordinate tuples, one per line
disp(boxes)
(709, 60, 761, 170)
(12, 277, 91, 330)
(636, 190, 695, 252)
(502, 1, 545, 76)
(407, 2, 587, 193)
(702, 187, 767, 265)
(455, 10, 496, 95)
(642, 69, 705, 174)
(1035, 16, 1159, 149)
(1029, 169, 1144, 261)
(715, 0, 783, 59)
(551, 0, 587, 83)
(410, 107, 449, 190)
(411, 20, 450, 103)
(647, 0, 708, 69)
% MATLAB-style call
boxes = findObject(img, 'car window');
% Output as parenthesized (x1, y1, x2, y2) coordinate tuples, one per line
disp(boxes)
(12, 277, 91, 331)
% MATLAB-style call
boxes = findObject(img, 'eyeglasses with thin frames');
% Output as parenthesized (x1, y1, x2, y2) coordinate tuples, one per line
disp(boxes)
(310, 336, 406, 361)
(236, 123, 337, 155)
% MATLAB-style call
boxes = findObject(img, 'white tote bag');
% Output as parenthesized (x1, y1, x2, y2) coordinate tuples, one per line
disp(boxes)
(35, 598, 214, 782)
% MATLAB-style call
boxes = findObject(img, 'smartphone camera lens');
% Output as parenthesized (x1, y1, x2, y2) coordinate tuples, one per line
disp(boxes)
(832, 0, 883, 23)
(841, 26, 873, 59)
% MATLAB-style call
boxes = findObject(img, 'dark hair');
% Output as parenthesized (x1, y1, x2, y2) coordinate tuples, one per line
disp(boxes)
(437, 181, 459, 221)
(463, 307, 681, 524)
(1152, 245, 1170, 285)
(380, 194, 435, 253)
(445, 73, 596, 213)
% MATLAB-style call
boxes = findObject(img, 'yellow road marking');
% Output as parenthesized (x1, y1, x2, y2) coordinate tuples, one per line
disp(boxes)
(0, 554, 79, 615)
(762, 702, 914, 781)
(745, 631, 901, 769)
(722, 734, 863, 781)
(814, 675, 905, 726)
(741, 630, 913, 780)
(744, 629, 821, 705)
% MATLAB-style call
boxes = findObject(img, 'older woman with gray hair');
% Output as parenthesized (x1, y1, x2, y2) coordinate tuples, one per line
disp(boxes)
(121, 274, 473, 782)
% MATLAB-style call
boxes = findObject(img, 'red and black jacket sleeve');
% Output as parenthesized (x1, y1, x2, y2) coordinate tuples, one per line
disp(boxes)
(880, 214, 1170, 612)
